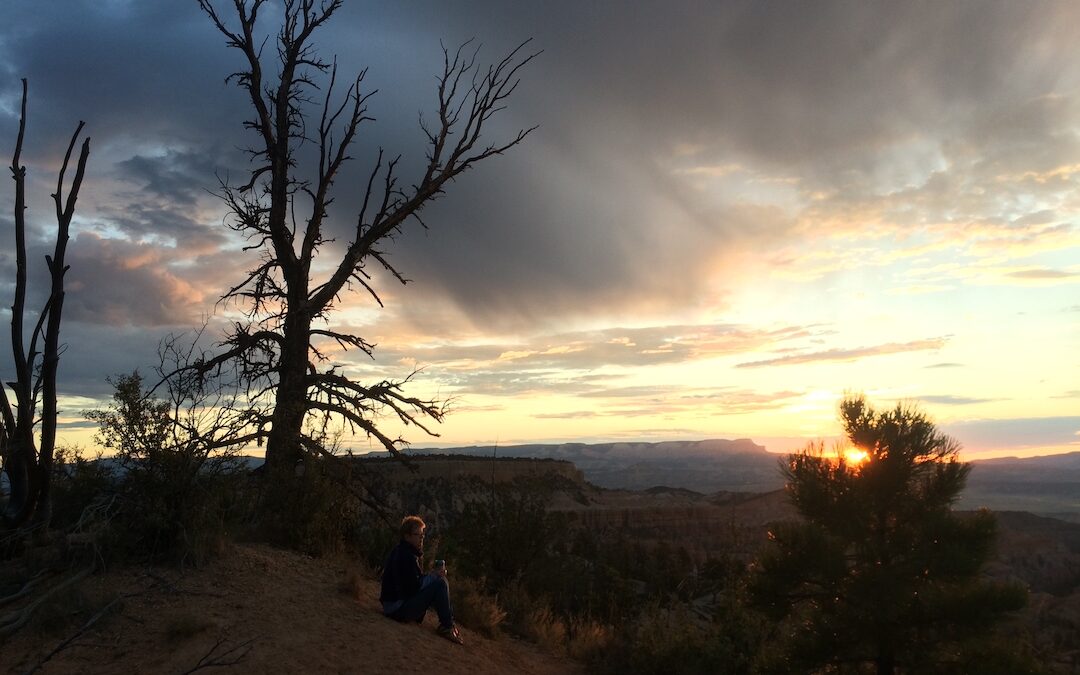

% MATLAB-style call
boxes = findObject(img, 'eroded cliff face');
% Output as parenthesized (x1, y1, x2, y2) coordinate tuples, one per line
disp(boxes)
(354, 454, 1080, 668)
(410, 439, 784, 493)
(355, 455, 586, 486)
(550, 489, 794, 562)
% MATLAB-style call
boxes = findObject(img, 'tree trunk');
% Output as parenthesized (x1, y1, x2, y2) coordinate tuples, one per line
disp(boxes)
(2, 436, 33, 522)
(876, 646, 895, 675)
(263, 312, 310, 473)
(2, 81, 87, 531)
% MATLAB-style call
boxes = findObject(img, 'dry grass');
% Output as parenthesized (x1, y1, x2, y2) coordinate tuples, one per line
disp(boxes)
(567, 617, 612, 661)
(340, 565, 368, 602)
(453, 576, 507, 637)
(526, 606, 567, 654)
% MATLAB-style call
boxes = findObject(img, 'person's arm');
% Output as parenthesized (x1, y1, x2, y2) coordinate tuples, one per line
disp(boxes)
(394, 546, 422, 598)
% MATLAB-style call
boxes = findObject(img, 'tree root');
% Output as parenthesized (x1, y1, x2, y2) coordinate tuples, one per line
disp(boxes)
(0, 569, 51, 608)
(0, 565, 92, 637)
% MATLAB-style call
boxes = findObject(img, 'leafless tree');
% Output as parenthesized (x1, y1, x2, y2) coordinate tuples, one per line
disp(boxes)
(194, 0, 536, 478)
(1, 79, 90, 529)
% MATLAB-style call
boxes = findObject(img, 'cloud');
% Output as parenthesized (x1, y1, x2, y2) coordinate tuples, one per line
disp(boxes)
(1005, 268, 1077, 280)
(533, 411, 598, 420)
(736, 338, 948, 368)
(114, 150, 223, 206)
(62, 234, 213, 327)
(385, 322, 820, 372)
(920, 395, 996, 406)
(943, 416, 1080, 450)
(4, 0, 1080, 334)
(1, 0, 1078, 455)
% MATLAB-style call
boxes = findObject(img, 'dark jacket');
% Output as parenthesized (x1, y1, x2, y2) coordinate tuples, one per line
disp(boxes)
(380, 539, 423, 604)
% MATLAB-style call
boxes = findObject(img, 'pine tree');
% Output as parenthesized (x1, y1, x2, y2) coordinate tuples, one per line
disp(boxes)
(751, 395, 1032, 674)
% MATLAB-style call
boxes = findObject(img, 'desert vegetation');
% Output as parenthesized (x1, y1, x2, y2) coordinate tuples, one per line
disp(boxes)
(1, 2, 1072, 674)
(3, 371, 1064, 671)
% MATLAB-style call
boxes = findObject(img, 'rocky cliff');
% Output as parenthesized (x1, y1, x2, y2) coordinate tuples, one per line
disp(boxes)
(354, 455, 586, 486)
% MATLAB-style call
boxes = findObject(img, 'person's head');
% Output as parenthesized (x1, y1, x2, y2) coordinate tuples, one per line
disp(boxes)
(400, 515, 425, 550)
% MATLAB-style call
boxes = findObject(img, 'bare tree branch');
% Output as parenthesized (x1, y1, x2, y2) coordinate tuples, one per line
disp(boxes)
(3, 79, 90, 529)
(193, 2, 535, 481)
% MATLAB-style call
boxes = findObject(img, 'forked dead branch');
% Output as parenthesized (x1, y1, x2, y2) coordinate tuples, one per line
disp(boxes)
(188, 0, 537, 480)
(1, 79, 91, 531)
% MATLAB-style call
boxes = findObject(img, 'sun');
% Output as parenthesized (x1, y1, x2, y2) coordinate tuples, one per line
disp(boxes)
(842, 447, 869, 465)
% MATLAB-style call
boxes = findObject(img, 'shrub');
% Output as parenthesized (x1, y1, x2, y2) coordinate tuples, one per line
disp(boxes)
(257, 458, 361, 556)
(340, 563, 373, 602)
(82, 371, 252, 565)
(49, 446, 116, 531)
(597, 604, 756, 675)
(566, 616, 612, 662)
(525, 604, 568, 654)
(452, 576, 506, 637)
(494, 579, 532, 636)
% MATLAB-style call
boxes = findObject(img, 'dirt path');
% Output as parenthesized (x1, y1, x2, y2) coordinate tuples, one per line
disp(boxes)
(4, 544, 583, 674)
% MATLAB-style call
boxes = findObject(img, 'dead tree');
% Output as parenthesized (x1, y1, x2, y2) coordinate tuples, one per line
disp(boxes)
(1, 79, 90, 529)
(195, 1, 536, 477)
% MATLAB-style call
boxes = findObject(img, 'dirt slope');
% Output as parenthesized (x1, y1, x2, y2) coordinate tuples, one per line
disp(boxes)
(4, 544, 583, 674)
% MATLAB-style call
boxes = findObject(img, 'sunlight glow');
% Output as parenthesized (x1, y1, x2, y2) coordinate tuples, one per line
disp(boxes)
(843, 447, 869, 465)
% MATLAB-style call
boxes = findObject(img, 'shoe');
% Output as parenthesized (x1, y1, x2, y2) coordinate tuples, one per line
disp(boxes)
(437, 624, 464, 645)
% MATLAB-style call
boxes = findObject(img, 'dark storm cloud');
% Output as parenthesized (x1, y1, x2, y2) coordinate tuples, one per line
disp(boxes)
(344, 0, 1080, 325)
(0, 2, 240, 150)
(115, 150, 223, 206)
(3, 1, 1080, 397)
(0, 321, 169, 399)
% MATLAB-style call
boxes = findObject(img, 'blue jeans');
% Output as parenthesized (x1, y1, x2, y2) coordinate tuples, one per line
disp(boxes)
(384, 574, 454, 629)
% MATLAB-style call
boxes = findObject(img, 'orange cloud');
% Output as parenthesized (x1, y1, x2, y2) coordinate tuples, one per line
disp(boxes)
(737, 337, 948, 368)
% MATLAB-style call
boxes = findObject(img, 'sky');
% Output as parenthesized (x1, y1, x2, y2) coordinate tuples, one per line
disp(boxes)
(1, 1, 1078, 461)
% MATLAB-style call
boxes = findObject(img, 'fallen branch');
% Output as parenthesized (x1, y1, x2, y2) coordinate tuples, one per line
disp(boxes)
(0, 565, 92, 637)
(22, 593, 125, 675)
(181, 636, 257, 673)
(19, 569, 171, 673)
(0, 569, 51, 608)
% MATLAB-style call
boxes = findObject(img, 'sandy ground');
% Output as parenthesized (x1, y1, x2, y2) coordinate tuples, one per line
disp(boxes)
(4, 544, 584, 674)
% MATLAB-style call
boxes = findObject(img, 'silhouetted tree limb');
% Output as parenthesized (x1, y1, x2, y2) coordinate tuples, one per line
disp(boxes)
(2, 79, 90, 530)
(192, 1, 536, 482)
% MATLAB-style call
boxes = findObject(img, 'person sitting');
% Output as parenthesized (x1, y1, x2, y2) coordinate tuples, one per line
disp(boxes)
(379, 515, 463, 645)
